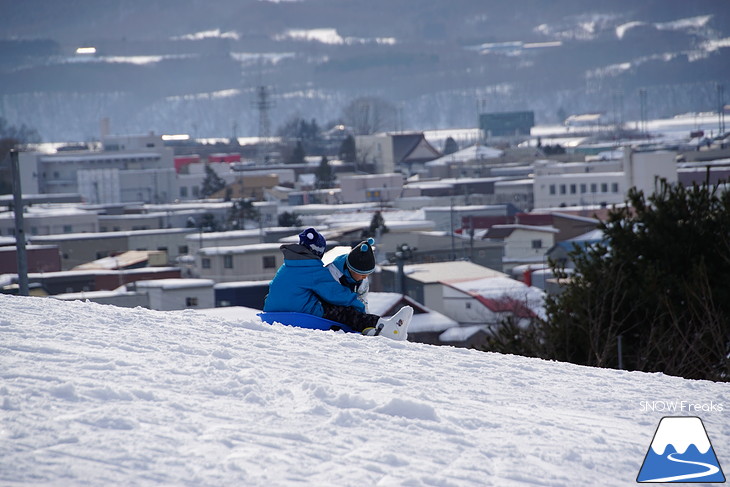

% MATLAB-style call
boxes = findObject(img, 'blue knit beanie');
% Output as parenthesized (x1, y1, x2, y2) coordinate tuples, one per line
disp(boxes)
(346, 238, 375, 275)
(298, 228, 326, 257)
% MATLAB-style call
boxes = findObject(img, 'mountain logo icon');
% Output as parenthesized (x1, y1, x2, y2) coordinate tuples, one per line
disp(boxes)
(637, 416, 726, 483)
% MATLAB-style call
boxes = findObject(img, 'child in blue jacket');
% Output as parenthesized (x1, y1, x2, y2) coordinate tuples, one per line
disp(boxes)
(264, 228, 411, 336)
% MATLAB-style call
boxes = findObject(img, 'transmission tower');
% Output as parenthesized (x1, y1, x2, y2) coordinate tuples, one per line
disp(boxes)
(253, 85, 275, 164)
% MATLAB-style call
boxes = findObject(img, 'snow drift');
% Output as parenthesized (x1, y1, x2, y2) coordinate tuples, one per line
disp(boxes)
(1, 294, 727, 486)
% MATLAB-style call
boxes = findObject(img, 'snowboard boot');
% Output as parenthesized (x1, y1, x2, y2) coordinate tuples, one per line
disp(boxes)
(362, 305, 413, 341)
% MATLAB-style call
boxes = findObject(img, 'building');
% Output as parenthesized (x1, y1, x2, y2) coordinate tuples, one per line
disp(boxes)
(379, 260, 506, 313)
(339, 173, 406, 204)
(532, 150, 678, 209)
(196, 243, 284, 282)
(30, 228, 196, 270)
(480, 111, 534, 138)
(53, 277, 215, 310)
(356, 132, 441, 174)
(135, 278, 215, 310)
(0, 244, 61, 274)
(483, 224, 559, 273)
(0, 206, 99, 237)
(19, 133, 178, 204)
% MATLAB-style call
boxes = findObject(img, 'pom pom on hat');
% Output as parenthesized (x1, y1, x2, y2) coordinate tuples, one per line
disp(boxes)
(346, 238, 375, 275)
(298, 227, 326, 257)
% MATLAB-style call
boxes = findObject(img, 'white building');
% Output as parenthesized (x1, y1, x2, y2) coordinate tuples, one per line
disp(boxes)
(134, 278, 215, 310)
(19, 133, 178, 204)
(0, 206, 99, 237)
(483, 224, 559, 272)
(339, 173, 406, 204)
(532, 150, 677, 209)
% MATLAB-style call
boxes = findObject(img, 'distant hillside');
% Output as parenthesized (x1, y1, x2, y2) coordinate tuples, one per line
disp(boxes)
(1, 0, 728, 141)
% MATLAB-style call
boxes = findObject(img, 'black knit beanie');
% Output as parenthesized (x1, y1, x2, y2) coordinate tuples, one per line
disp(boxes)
(346, 238, 375, 275)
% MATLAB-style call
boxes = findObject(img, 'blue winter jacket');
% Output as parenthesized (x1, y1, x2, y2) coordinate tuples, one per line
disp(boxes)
(263, 244, 366, 316)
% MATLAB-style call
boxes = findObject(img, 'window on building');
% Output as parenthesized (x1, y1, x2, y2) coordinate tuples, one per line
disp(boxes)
(63, 225, 72, 233)
(192, 186, 199, 197)
(465, 302, 471, 309)
(601, 183, 608, 193)
(532, 239, 543, 249)
(591, 183, 597, 193)
(224, 255, 233, 269)
(611, 183, 619, 193)
(549, 184, 556, 195)
(202, 258, 211, 269)
(180, 187, 188, 197)
(570, 184, 576, 194)
(580, 184, 587, 193)
(179, 245, 188, 255)
(263, 255, 276, 269)
(186, 297, 199, 307)
(559, 184, 566, 195)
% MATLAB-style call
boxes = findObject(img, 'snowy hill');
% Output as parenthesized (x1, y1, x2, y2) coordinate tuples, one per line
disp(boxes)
(1, 294, 728, 486)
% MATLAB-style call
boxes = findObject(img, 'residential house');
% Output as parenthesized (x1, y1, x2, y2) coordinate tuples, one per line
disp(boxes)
(379, 260, 544, 330)
(483, 224, 559, 273)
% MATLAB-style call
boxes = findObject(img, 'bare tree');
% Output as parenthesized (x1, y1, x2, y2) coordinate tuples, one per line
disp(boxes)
(342, 96, 397, 135)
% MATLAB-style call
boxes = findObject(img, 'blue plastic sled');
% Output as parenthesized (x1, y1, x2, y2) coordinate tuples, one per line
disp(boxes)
(258, 312, 358, 334)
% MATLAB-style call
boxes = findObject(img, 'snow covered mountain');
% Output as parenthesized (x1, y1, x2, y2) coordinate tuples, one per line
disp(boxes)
(2, 0, 729, 141)
(1, 294, 728, 486)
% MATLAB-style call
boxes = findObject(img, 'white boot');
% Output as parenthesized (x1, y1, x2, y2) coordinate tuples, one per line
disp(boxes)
(365, 306, 413, 341)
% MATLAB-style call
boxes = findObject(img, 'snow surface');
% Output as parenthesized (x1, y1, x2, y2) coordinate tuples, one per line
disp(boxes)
(1, 294, 728, 486)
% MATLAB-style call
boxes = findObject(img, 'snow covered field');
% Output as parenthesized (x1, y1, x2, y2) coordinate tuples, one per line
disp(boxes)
(1, 294, 727, 486)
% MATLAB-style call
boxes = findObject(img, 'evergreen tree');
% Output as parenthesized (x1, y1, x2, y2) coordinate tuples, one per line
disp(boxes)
(199, 213, 220, 232)
(287, 141, 306, 165)
(443, 137, 459, 155)
(338, 135, 356, 163)
(315, 156, 335, 189)
(200, 164, 226, 198)
(228, 198, 259, 230)
(0, 117, 42, 195)
(278, 211, 302, 227)
(364, 211, 389, 239)
(545, 178, 730, 381)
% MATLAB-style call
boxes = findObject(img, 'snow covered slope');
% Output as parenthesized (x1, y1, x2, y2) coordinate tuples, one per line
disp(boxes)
(1, 294, 727, 486)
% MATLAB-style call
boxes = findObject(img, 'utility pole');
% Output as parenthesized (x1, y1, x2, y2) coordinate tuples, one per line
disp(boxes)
(10, 149, 29, 295)
(718, 84, 726, 135)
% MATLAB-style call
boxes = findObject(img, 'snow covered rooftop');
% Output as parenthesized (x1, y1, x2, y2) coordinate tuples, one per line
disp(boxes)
(383, 261, 506, 284)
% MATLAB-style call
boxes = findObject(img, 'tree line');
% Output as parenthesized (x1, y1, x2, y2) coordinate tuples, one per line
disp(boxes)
(484, 178, 729, 382)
